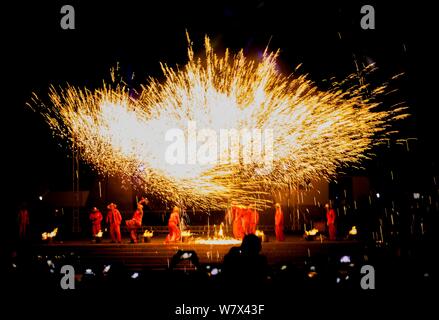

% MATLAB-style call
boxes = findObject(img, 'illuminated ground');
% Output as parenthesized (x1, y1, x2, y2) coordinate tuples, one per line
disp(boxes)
(33, 235, 362, 271)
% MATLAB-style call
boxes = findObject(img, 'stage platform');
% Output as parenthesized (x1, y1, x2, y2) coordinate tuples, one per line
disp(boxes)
(33, 235, 362, 271)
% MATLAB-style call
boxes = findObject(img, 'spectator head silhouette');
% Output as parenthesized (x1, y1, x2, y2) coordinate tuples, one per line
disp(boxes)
(240, 234, 262, 256)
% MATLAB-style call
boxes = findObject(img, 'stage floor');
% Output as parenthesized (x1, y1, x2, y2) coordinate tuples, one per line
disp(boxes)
(33, 235, 362, 271)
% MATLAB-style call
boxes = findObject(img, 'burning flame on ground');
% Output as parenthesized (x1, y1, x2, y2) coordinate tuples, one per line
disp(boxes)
(195, 223, 242, 244)
(143, 230, 154, 237)
(42, 228, 58, 240)
(181, 230, 192, 237)
(349, 226, 358, 235)
(195, 238, 242, 245)
(255, 230, 265, 237)
(305, 228, 319, 236)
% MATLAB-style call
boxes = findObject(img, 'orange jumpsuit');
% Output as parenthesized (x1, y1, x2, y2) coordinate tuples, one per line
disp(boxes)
(248, 209, 259, 235)
(126, 208, 143, 243)
(232, 206, 245, 239)
(242, 208, 252, 235)
(275, 207, 285, 241)
(89, 210, 103, 237)
(106, 208, 122, 243)
(18, 209, 29, 239)
(165, 212, 180, 243)
(326, 209, 336, 240)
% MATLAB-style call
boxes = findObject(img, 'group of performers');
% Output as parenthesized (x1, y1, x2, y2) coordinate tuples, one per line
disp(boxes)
(227, 202, 285, 241)
(88, 200, 287, 243)
(89, 197, 148, 243)
(19, 199, 334, 243)
(163, 203, 286, 243)
(227, 203, 258, 240)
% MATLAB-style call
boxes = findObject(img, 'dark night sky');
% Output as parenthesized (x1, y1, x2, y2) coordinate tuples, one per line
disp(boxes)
(2, 0, 438, 206)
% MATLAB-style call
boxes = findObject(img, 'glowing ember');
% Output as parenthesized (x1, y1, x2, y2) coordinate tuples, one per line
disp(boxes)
(305, 228, 319, 236)
(255, 229, 266, 241)
(31, 34, 408, 210)
(181, 230, 192, 237)
(143, 230, 153, 237)
(42, 228, 58, 240)
(349, 226, 358, 235)
(255, 230, 264, 237)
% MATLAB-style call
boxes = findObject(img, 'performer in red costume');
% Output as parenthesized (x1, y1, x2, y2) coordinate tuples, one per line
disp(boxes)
(242, 206, 252, 235)
(18, 207, 30, 240)
(89, 207, 103, 237)
(165, 206, 181, 243)
(126, 203, 144, 243)
(325, 203, 336, 240)
(275, 203, 285, 241)
(248, 205, 259, 235)
(106, 203, 122, 243)
(232, 204, 245, 239)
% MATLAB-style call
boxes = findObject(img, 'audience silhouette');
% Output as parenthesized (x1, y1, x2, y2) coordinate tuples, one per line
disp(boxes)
(223, 234, 268, 287)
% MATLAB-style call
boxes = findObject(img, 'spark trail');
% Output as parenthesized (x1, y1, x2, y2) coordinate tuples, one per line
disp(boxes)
(30, 35, 408, 210)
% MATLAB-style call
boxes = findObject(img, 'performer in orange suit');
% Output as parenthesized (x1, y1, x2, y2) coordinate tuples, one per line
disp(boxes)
(232, 205, 245, 239)
(242, 206, 252, 235)
(106, 203, 122, 243)
(248, 205, 259, 235)
(325, 203, 336, 240)
(165, 206, 181, 243)
(126, 203, 144, 243)
(275, 203, 285, 241)
(18, 207, 30, 240)
(89, 207, 103, 237)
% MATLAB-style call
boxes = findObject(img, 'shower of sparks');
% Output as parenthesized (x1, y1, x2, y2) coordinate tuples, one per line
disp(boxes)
(30, 35, 408, 210)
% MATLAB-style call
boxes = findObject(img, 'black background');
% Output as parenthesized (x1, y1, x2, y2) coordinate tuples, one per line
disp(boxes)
(3, 1, 438, 199)
(3, 1, 438, 204)
(1, 0, 438, 316)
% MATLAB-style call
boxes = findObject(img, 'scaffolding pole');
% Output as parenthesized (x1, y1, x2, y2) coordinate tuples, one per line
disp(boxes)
(72, 142, 80, 233)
